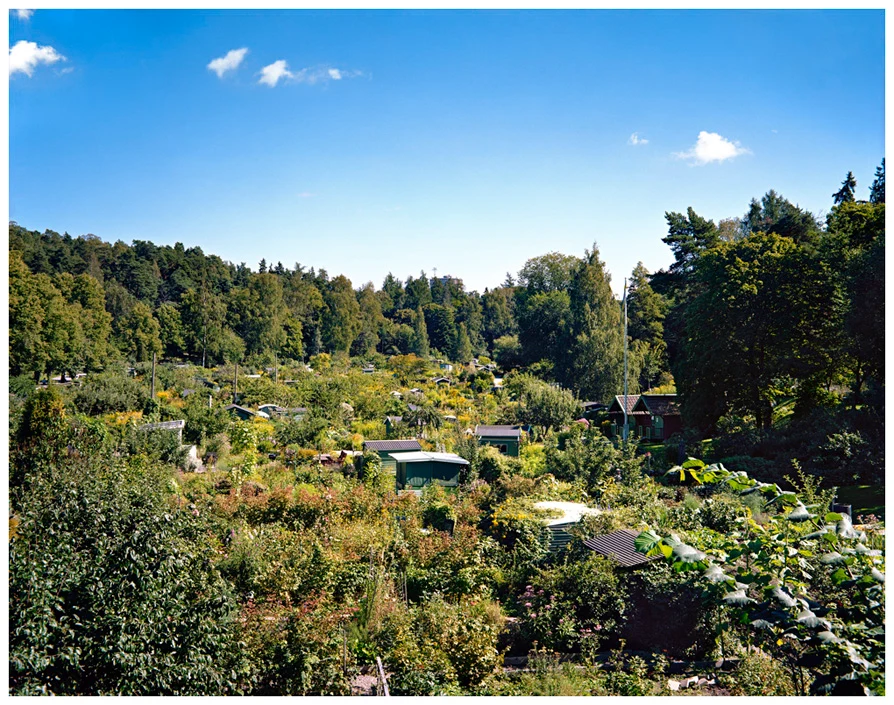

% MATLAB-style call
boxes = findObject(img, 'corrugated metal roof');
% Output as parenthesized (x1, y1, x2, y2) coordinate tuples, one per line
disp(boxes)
(475, 424, 522, 438)
(364, 439, 422, 452)
(583, 529, 655, 568)
(388, 451, 469, 465)
(138, 420, 185, 431)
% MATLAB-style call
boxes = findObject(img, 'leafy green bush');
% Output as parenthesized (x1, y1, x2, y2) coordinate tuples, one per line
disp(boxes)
(727, 649, 797, 696)
(9, 457, 244, 694)
(73, 371, 150, 415)
(518, 554, 625, 652)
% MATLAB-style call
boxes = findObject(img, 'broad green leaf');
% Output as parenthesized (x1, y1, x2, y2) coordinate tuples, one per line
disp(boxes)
(633, 530, 662, 555)
(722, 589, 753, 605)
(820, 552, 845, 565)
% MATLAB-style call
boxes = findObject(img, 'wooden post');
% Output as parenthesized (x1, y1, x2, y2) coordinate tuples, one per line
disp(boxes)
(151, 352, 156, 404)
(233, 363, 238, 404)
(376, 656, 390, 697)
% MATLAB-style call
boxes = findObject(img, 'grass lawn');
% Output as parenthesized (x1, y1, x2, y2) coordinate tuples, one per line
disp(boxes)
(836, 484, 885, 521)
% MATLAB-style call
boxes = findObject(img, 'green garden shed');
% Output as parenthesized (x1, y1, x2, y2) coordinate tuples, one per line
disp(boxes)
(363, 439, 423, 473)
(475, 425, 523, 456)
(390, 451, 469, 491)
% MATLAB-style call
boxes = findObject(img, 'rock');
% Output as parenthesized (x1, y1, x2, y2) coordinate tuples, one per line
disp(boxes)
(667, 680, 681, 691)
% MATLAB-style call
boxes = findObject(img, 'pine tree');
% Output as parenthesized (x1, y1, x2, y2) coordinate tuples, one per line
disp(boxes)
(833, 171, 857, 205)
(869, 159, 885, 204)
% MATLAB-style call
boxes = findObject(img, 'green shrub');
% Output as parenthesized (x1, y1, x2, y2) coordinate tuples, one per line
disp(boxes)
(73, 371, 150, 415)
(727, 649, 797, 696)
(9, 457, 244, 695)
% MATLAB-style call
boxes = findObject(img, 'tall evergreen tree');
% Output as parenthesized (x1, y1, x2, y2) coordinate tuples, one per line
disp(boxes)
(833, 171, 857, 205)
(869, 159, 885, 204)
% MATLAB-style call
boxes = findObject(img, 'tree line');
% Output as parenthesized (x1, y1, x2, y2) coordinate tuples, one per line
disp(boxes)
(8, 159, 884, 430)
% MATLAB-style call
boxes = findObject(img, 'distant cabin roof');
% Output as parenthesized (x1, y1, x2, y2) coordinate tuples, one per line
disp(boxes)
(138, 420, 185, 432)
(385, 415, 403, 424)
(608, 395, 646, 415)
(225, 404, 269, 418)
(258, 403, 284, 412)
(634, 394, 681, 417)
(476, 424, 522, 439)
(364, 439, 422, 452)
(583, 529, 656, 568)
(533, 501, 600, 527)
(388, 451, 469, 465)
(432, 377, 451, 384)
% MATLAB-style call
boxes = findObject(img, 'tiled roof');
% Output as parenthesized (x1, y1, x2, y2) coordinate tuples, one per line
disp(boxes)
(475, 424, 522, 438)
(364, 439, 422, 452)
(609, 395, 647, 415)
(583, 529, 655, 568)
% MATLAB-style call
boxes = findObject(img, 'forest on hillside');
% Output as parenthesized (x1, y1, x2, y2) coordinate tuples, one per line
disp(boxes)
(8, 164, 885, 696)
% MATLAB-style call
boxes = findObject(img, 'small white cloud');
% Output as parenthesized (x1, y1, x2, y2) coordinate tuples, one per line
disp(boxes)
(207, 47, 248, 78)
(328, 68, 342, 80)
(628, 132, 648, 146)
(9, 39, 65, 77)
(297, 192, 315, 198)
(14, 9, 34, 20)
(674, 131, 750, 165)
(259, 59, 293, 87)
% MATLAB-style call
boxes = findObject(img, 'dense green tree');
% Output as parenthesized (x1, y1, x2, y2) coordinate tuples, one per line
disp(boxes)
(321, 275, 361, 353)
(517, 252, 578, 293)
(451, 324, 473, 363)
(503, 373, 579, 429)
(9, 252, 71, 380)
(404, 271, 432, 310)
(563, 246, 624, 402)
(833, 171, 857, 205)
(123, 302, 162, 362)
(869, 159, 884, 204)
(423, 303, 457, 354)
(155, 302, 186, 359)
(516, 290, 571, 370)
(661, 207, 719, 279)
(481, 287, 517, 347)
(742, 190, 820, 244)
(681, 232, 844, 430)
(53, 272, 113, 372)
(411, 306, 430, 357)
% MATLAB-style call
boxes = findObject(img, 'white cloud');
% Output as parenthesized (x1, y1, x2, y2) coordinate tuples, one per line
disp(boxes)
(259, 59, 293, 86)
(207, 47, 248, 78)
(9, 40, 65, 77)
(297, 192, 315, 198)
(628, 132, 648, 146)
(14, 9, 34, 20)
(260, 62, 360, 87)
(674, 131, 750, 165)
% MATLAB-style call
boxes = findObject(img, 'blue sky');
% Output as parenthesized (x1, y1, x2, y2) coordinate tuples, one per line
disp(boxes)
(9, 9, 885, 295)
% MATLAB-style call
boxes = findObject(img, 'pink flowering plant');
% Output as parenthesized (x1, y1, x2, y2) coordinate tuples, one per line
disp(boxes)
(517, 554, 626, 653)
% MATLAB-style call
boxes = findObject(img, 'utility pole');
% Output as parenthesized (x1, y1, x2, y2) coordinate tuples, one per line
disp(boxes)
(622, 278, 629, 442)
(151, 352, 157, 413)
(233, 362, 238, 405)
